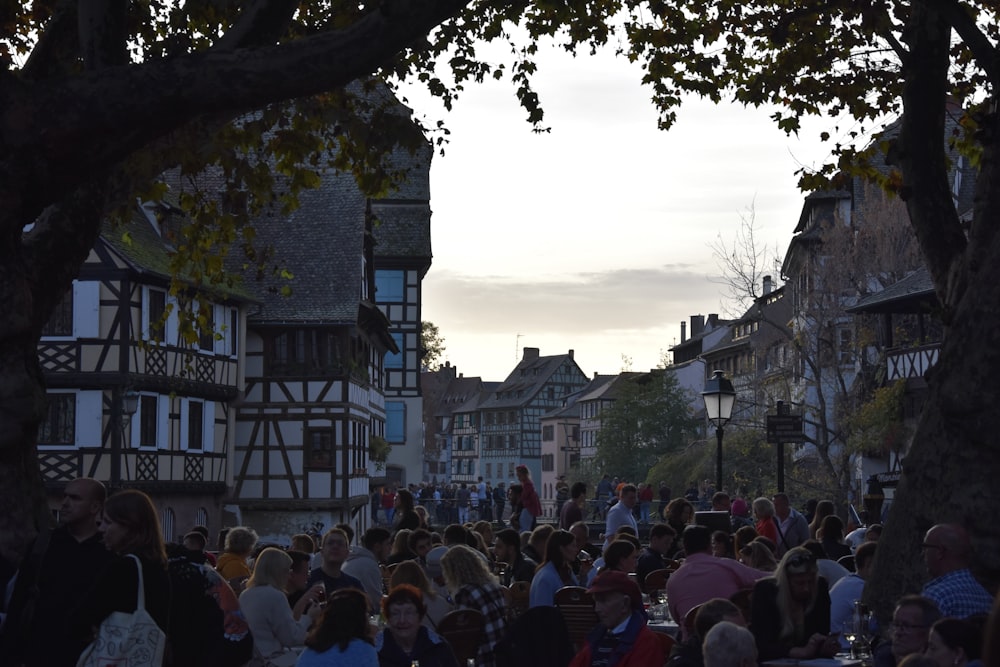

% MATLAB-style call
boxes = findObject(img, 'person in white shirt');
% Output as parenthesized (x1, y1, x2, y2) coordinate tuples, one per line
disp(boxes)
(603, 484, 638, 550)
(829, 541, 877, 648)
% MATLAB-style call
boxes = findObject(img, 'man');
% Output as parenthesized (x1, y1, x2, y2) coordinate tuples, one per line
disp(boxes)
(493, 482, 506, 522)
(667, 598, 746, 667)
(829, 542, 877, 649)
(595, 474, 614, 519)
(343, 526, 391, 609)
(494, 528, 537, 585)
(456, 482, 471, 523)
(568, 570, 663, 667)
(524, 524, 554, 564)
(665, 525, 768, 633)
(482, 481, 493, 521)
(604, 484, 638, 549)
(307, 528, 364, 597)
(560, 481, 587, 530)
(711, 491, 731, 513)
(658, 481, 671, 518)
(570, 520, 601, 559)
(1, 477, 114, 667)
(636, 523, 677, 585)
(873, 595, 942, 667)
(920, 522, 994, 618)
(407, 528, 433, 565)
(772, 493, 810, 556)
(702, 621, 757, 667)
(555, 475, 571, 517)
(286, 549, 313, 608)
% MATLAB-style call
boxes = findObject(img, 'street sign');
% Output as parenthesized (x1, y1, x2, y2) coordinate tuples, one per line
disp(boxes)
(766, 414, 805, 443)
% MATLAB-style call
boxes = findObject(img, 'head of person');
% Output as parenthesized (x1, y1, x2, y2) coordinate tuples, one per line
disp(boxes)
(712, 492, 732, 512)
(666, 497, 695, 524)
(396, 488, 415, 512)
(382, 584, 427, 649)
(443, 523, 469, 547)
(304, 587, 372, 653)
(772, 493, 792, 519)
(224, 526, 259, 558)
(290, 533, 316, 554)
(619, 484, 638, 508)
(439, 544, 496, 593)
(569, 521, 591, 549)
(247, 546, 293, 589)
(100, 489, 167, 565)
(408, 528, 433, 560)
(287, 549, 312, 592)
(473, 521, 494, 545)
(602, 540, 638, 574)
(802, 539, 830, 562)
(571, 481, 587, 503)
(854, 541, 877, 579)
(362, 527, 392, 560)
(682, 524, 713, 555)
(390, 529, 412, 556)
(731, 498, 750, 519)
(922, 523, 973, 578)
(529, 524, 555, 553)
(60, 477, 106, 531)
(702, 621, 758, 667)
(389, 560, 436, 596)
(695, 598, 746, 640)
(493, 528, 521, 564)
(891, 595, 942, 662)
(515, 464, 531, 481)
(924, 618, 982, 667)
(753, 496, 775, 520)
(587, 570, 642, 629)
(335, 522, 355, 545)
(866, 523, 883, 541)
(818, 515, 845, 542)
(740, 540, 777, 572)
(733, 525, 758, 553)
(648, 523, 677, 555)
(542, 529, 578, 571)
(809, 500, 835, 528)
(711, 530, 733, 558)
(183, 531, 207, 553)
(414, 505, 429, 527)
(320, 528, 351, 567)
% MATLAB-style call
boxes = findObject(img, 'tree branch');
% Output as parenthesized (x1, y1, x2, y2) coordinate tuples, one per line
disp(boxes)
(936, 0, 1000, 87)
(213, 0, 301, 51)
(20, 0, 79, 81)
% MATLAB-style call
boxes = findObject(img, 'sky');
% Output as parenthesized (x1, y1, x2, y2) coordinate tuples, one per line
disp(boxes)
(399, 43, 839, 382)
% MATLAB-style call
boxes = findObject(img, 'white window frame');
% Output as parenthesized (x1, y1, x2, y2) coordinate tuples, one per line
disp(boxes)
(129, 393, 170, 449)
(72, 280, 100, 339)
(180, 398, 215, 452)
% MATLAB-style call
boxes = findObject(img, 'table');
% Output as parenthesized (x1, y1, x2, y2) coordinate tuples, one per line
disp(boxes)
(647, 620, 680, 637)
(762, 658, 862, 667)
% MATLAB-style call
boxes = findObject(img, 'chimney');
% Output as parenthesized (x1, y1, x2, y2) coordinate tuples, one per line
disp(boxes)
(523, 347, 540, 361)
(568, 349, 574, 359)
(707, 313, 719, 328)
(763, 275, 773, 295)
(681, 321, 687, 343)
(691, 315, 705, 337)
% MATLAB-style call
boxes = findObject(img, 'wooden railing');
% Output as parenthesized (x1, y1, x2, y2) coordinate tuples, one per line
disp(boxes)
(886, 343, 940, 381)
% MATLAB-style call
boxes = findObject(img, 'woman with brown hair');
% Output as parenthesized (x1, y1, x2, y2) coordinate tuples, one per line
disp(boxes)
(388, 560, 454, 629)
(808, 500, 835, 539)
(529, 529, 579, 607)
(376, 585, 459, 667)
(663, 497, 694, 556)
(297, 587, 378, 667)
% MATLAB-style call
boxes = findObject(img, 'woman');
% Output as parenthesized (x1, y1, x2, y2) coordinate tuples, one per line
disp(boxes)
(924, 618, 983, 667)
(817, 515, 852, 561)
(376, 585, 459, 667)
(217, 526, 259, 583)
(663, 498, 694, 557)
(241, 547, 324, 666)
(515, 465, 542, 532)
(440, 545, 508, 667)
(529, 529, 580, 607)
(601, 539, 639, 575)
(739, 540, 778, 572)
(393, 489, 421, 531)
(72, 490, 171, 660)
(733, 524, 759, 557)
(507, 483, 524, 530)
(711, 530, 735, 558)
(808, 500, 835, 539)
(389, 560, 454, 630)
(297, 588, 378, 667)
(750, 546, 839, 661)
(753, 496, 780, 545)
(386, 529, 415, 566)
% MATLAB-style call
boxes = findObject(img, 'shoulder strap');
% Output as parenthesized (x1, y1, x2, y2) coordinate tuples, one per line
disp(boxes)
(126, 554, 146, 611)
(772, 516, 791, 549)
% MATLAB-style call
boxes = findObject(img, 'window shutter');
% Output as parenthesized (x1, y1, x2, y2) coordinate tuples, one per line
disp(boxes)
(72, 281, 100, 338)
(75, 391, 103, 447)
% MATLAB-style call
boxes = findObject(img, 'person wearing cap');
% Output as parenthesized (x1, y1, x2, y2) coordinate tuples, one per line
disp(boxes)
(568, 570, 663, 667)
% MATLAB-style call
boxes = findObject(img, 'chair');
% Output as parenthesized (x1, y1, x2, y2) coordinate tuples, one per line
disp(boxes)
(838, 554, 856, 572)
(507, 581, 531, 618)
(643, 568, 672, 595)
(729, 588, 753, 626)
(494, 606, 575, 667)
(682, 603, 702, 638)
(381, 562, 398, 593)
(654, 632, 676, 661)
(437, 608, 487, 663)
(554, 585, 598, 652)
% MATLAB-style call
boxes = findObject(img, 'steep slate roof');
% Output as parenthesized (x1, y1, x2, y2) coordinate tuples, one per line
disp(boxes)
(847, 268, 939, 314)
(434, 375, 487, 419)
(455, 383, 502, 415)
(371, 143, 433, 265)
(575, 374, 620, 403)
(478, 352, 586, 410)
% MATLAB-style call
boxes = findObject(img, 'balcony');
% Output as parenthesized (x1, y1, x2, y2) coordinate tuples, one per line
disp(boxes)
(886, 342, 940, 384)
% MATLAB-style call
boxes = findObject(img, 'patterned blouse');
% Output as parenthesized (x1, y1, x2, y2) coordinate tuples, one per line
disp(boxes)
(454, 582, 509, 667)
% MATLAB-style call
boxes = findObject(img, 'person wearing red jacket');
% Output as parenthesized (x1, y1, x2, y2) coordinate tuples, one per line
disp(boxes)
(569, 571, 664, 667)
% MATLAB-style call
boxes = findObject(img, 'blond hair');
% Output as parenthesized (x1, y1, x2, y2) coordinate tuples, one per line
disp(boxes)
(440, 544, 497, 593)
(247, 547, 292, 589)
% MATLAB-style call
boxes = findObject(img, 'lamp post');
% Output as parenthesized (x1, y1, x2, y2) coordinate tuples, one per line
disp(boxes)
(111, 388, 140, 485)
(702, 370, 736, 494)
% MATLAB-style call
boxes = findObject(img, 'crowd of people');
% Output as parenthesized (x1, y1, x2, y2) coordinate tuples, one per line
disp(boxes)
(1, 470, 999, 667)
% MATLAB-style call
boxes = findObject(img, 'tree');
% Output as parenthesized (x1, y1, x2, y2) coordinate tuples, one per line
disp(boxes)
(420, 320, 446, 371)
(594, 370, 700, 483)
(2, 0, 999, 618)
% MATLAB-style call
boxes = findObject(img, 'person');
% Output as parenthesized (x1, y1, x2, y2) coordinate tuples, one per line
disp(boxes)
(923, 617, 983, 667)
(604, 484, 638, 549)
(70, 490, 172, 663)
(408, 528, 434, 566)
(507, 483, 523, 529)
(750, 546, 839, 661)
(636, 523, 677, 585)
(287, 549, 314, 609)
(752, 497, 780, 546)
(772, 493, 810, 556)
(241, 547, 324, 665)
(664, 498, 695, 557)
(382, 487, 397, 527)
(703, 621, 758, 667)
(217, 525, 259, 583)
(658, 481, 672, 519)
(493, 527, 537, 586)
(730, 498, 755, 531)
(920, 523, 994, 618)
(477, 476, 489, 520)
(817, 515, 853, 561)
(439, 544, 508, 667)
(456, 482, 471, 524)
(739, 540, 778, 572)
(343, 527, 391, 611)
(529, 529, 580, 607)
(493, 482, 506, 522)
(711, 530, 734, 559)
(638, 482, 654, 524)
(873, 595, 942, 667)
(829, 541, 878, 647)
(667, 598, 746, 667)
(307, 528, 365, 594)
(568, 570, 662, 667)
(389, 560, 454, 630)
(808, 500, 836, 539)
(802, 539, 851, 588)
(560, 481, 587, 529)
(386, 528, 415, 565)
(297, 587, 378, 667)
(394, 488, 421, 531)
(515, 464, 542, 531)
(666, 525, 768, 630)
(523, 523, 554, 564)
(0, 477, 115, 667)
(600, 540, 639, 577)
(376, 584, 459, 667)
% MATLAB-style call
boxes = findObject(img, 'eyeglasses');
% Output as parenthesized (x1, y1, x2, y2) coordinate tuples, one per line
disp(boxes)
(891, 622, 929, 634)
(786, 553, 816, 568)
(388, 608, 420, 621)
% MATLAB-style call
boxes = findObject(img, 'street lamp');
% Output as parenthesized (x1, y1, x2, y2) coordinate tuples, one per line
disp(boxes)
(702, 370, 736, 494)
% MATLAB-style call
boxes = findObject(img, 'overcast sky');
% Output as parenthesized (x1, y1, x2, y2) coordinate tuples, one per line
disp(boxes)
(399, 43, 837, 382)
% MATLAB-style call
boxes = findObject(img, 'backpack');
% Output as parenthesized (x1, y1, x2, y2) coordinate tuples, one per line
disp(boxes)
(76, 554, 167, 667)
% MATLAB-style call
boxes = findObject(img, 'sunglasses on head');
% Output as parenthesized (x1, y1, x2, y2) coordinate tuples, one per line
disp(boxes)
(786, 552, 816, 569)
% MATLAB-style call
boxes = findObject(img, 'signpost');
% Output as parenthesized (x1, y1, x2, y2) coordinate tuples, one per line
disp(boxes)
(766, 401, 805, 492)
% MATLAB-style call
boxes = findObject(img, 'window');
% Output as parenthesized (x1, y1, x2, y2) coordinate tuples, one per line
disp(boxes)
(198, 305, 215, 353)
(269, 329, 342, 375)
(187, 401, 204, 450)
(485, 463, 492, 477)
(42, 289, 73, 337)
(139, 395, 158, 447)
(542, 425, 554, 441)
(306, 428, 334, 468)
(181, 399, 213, 451)
(143, 287, 167, 342)
(386, 402, 405, 443)
(375, 270, 405, 302)
(195, 507, 208, 529)
(161, 508, 175, 543)
(385, 332, 404, 369)
(508, 463, 515, 477)
(39, 394, 75, 445)
(839, 328, 853, 365)
(542, 454, 554, 472)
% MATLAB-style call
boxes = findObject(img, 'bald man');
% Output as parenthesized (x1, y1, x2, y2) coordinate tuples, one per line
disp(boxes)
(920, 523, 993, 618)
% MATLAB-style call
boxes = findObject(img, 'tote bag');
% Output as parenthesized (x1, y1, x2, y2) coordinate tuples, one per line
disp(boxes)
(77, 554, 167, 667)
